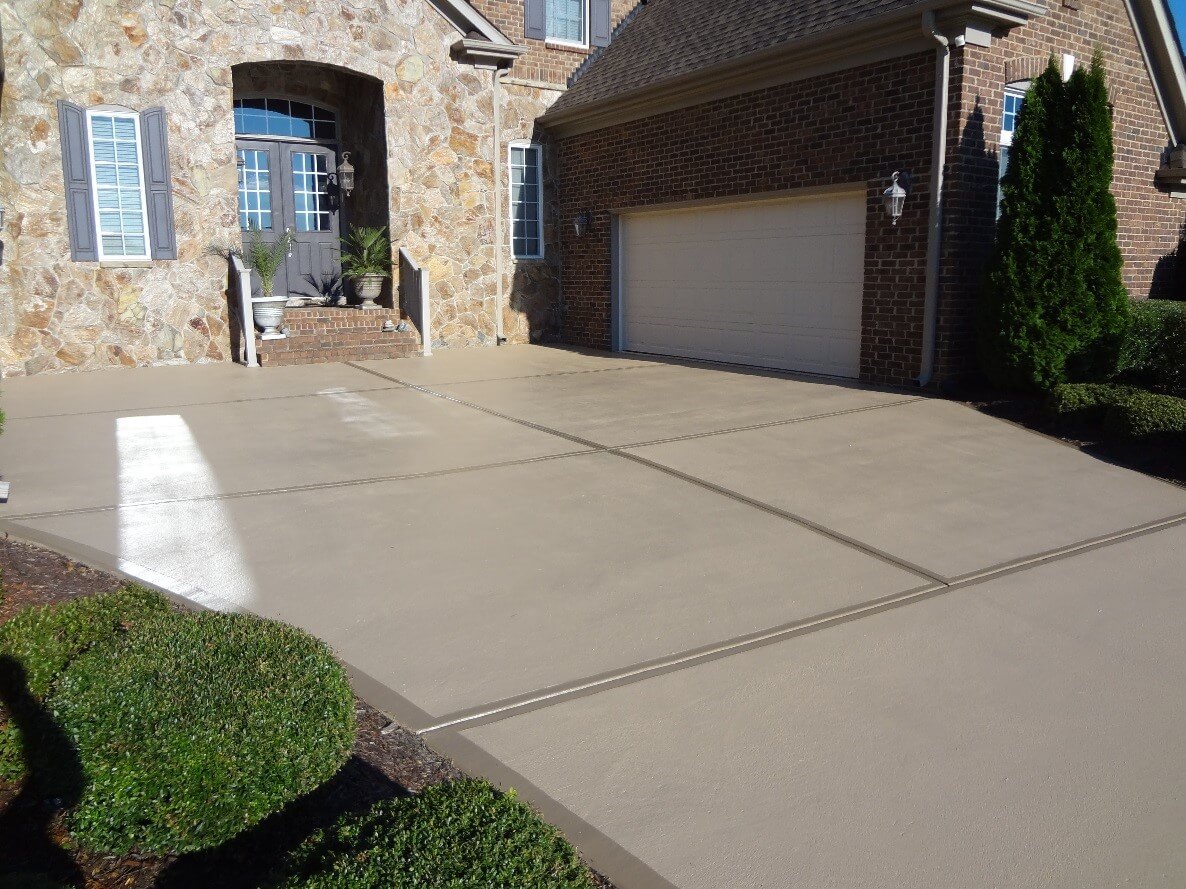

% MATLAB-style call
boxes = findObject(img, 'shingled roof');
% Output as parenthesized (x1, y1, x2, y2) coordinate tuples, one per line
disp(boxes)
(549, 0, 930, 114)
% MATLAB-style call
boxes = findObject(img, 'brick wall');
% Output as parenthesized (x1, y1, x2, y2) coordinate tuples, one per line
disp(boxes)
(471, 0, 638, 85)
(937, 0, 1186, 380)
(556, 52, 937, 385)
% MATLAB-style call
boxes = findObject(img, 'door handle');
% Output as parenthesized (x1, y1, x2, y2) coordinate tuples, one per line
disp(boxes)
(285, 227, 294, 258)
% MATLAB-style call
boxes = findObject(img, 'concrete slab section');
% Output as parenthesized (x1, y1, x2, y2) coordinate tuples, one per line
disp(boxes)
(432, 363, 915, 447)
(630, 398, 1186, 579)
(0, 361, 391, 419)
(357, 344, 658, 387)
(0, 387, 578, 515)
(15, 452, 924, 718)
(462, 522, 1186, 889)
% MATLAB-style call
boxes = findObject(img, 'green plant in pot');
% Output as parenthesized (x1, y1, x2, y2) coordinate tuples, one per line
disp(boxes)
(341, 225, 391, 309)
(244, 223, 294, 336)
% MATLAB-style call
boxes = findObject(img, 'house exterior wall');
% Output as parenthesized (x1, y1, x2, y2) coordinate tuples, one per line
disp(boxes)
(556, 52, 937, 386)
(0, 0, 571, 377)
(936, 0, 1186, 380)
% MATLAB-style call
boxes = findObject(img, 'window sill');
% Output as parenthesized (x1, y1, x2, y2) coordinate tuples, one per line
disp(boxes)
(544, 40, 590, 54)
(100, 260, 153, 268)
(512, 255, 547, 264)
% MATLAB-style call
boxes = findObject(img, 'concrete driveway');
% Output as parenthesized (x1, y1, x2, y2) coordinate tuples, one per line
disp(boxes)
(2, 345, 1185, 888)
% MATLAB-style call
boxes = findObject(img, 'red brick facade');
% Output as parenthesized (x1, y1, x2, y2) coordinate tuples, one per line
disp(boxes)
(553, 0, 1185, 386)
(471, 0, 637, 85)
(556, 53, 937, 385)
(936, 0, 1186, 380)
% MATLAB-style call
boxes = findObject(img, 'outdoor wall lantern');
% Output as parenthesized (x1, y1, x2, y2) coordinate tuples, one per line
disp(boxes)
(573, 210, 591, 237)
(338, 151, 356, 198)
(882, 171, 910, 225)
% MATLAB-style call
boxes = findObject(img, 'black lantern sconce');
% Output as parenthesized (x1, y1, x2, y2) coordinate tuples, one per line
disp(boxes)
(882, 171, 911, 225)
(338, 151, 356, 198)
(573, 209, 592, 237)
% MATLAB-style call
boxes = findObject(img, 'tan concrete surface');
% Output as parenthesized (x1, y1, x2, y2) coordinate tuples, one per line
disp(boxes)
(463, 523, 1186, 889)
(629, 398, 1186, 579)
(356, 344, 658, 387)
(19, 451, 924, 717)
(430, 363, 915, 447)
(3, 346, 1184, 889)
(0, 361, 393, 419)
(0, 386, 579, 515)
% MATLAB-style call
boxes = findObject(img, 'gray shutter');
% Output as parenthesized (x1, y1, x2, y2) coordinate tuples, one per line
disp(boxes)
(591, 0, 612, 47)
(56, 100, 98, 262)
(139, 107, 177, 260)
(524, 0, 546, 40)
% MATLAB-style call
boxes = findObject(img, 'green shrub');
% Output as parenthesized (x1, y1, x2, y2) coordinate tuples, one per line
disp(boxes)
(0, 585, 170, 781)
(1104, 389, 1186, 440)
(1119, 299, 1186, 393)
(272, 780, 596, 889)
(1048, 382, 1140, 425)
(980, 55, 1129, 390)
(51, 611, 355, 855)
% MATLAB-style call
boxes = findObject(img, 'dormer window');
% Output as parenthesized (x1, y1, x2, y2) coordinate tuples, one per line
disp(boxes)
(547, 0, 587, 47)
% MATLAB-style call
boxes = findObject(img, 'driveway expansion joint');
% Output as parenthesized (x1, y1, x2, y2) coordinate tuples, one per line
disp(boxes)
(417, 510, 1186, 735)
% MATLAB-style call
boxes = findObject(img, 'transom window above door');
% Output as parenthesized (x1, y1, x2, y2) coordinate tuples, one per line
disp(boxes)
(547, 0, 587, 45)
(234, 98, 337, 141)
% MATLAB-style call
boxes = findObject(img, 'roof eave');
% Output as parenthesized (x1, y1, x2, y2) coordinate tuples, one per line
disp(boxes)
(541, 0, 1046, 137)
(1123, 0, 1186, 146)
(427, 0, 515, 48)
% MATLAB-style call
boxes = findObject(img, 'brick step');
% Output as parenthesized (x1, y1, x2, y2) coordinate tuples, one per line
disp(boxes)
(256, 306, 423, 367)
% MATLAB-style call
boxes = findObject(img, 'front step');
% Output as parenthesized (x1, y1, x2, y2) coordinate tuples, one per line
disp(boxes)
(257, 306, 423, 366)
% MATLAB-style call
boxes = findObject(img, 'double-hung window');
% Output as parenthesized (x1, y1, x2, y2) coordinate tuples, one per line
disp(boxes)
(546, 0, 587, 46)
(87, 111, 152, 260)
(510, 143, 543, 260)
(998, 86, 1027, 214)
(57, 101, 177, 262)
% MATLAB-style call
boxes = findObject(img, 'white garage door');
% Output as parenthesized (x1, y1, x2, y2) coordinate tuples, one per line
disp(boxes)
(619, 192, 866, 378)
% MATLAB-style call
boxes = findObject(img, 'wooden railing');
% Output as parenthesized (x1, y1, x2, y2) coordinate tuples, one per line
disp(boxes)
(230, 254, 258, 368)
(398, 247, 432, 357)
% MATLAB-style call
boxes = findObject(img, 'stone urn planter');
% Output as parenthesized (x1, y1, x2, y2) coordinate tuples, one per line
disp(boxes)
(353, 273, 384, 310)
(251, 296, 288, 339)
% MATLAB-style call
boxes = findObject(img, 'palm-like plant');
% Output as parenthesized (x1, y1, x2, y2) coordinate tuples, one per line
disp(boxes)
(244, 222, 294, 299)
(340, 226, 391, 280)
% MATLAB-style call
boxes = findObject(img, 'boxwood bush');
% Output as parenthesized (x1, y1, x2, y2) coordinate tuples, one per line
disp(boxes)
(1049, 382, 1186, 441)
(1118, 299, 1186, 394)
(272, 779, 596, 888)
(0, 585, 170, 781)
(51, 610, 356, 854)
(1105, 389, 1186, 440)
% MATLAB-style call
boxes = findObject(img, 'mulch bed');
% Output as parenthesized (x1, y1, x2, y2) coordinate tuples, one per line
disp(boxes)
(0, 535, 613, 889)
(962, 390, 1186, 487)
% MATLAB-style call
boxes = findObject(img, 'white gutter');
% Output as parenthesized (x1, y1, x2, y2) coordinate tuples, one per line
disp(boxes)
(492, 67, 507, 344)
(917, 10, 950, 387)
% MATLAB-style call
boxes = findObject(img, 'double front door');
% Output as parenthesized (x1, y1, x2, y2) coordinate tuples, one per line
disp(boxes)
(236, 139, 342, 300)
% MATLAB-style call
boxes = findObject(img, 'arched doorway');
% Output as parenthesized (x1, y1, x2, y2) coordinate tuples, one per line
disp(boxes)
(235, 96, 343, 300)
(232, 62, 389, 304)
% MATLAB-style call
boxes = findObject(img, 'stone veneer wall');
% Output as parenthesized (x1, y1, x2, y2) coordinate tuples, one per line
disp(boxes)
(556, 53, 937, 386)
(0, 0, 567, 376)
(936, 0, 1186, 381)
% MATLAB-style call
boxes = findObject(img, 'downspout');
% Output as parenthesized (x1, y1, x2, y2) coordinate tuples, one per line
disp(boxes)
(917, 10, 949, 387)
(492, 67, 508, 345)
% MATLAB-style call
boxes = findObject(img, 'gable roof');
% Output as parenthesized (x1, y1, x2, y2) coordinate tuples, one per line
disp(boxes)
(554, 0, 924, 110)
(543, 0, 1186, 145)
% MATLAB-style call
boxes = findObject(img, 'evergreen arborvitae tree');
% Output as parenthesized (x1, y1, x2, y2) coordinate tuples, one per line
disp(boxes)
(979, 54, 1130, 391)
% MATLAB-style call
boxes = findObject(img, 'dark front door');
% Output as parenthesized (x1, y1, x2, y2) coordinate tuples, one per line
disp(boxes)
(236, 140, 342, 300)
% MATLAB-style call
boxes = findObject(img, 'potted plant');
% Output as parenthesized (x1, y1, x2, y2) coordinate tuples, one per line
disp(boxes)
(244, 225, 293, 337)
(341, 225, 391, 310)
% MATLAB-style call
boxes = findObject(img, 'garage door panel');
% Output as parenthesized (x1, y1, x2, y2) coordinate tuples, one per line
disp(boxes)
(621, 193, 865, 378)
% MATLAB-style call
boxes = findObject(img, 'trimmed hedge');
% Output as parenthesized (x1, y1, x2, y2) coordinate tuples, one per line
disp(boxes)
(51, 610, 356, 855)
(1118, 299, 1186, 394)
(1049, 382, 1186, 441)
(1106, 390, 1186, 440)
(0, 585, 170, 781)
(272, 780, 595, 889)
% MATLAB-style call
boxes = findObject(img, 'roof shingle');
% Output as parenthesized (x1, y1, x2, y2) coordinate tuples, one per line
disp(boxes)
(550, 0, 928, 114)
